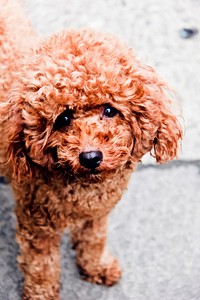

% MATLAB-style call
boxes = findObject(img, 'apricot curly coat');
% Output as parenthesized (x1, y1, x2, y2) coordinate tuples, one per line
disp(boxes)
(0, 1, 183, 299)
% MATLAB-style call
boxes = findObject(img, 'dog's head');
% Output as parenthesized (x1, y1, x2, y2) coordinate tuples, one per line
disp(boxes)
(3, 29, 183, 182)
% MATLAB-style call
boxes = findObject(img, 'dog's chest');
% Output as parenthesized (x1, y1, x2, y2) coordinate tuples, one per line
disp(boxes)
(56, 172, 132, 222)
(56, 181, 118, 220)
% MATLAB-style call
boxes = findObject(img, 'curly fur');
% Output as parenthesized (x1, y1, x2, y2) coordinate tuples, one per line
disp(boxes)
(0, 1, 183, 299)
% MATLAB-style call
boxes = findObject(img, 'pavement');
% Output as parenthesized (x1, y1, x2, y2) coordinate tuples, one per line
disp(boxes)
(0, 0, 200, 299)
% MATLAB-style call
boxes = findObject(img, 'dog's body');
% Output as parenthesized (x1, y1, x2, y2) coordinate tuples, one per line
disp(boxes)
(0, 1, 183, 299)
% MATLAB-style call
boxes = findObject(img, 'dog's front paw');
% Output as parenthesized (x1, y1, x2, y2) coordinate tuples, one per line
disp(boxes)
(22, 284, 59, 300)
(78, 250, 122, 286)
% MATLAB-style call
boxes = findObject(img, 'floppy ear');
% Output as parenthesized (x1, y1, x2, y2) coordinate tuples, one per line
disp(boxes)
(152, 109, 183, 163)
(1, 99, 33, 181)
(127, 63, 183, 164)
(7, 117, 33, 180)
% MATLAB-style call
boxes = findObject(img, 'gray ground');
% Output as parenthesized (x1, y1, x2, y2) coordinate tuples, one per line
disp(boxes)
(0, 0, 200, 299)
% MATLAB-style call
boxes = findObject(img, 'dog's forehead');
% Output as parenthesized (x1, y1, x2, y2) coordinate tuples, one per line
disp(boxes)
(55, 88, 111, 111)
(23, 29, 138, 115)
(34, 30, 135, 95)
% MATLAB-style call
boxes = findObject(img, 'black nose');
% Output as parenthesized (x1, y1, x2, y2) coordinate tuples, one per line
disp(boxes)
(79, 151, 103, 169)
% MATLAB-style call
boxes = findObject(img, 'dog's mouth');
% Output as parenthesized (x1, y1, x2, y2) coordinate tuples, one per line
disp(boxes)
(89, 168, 101, 175)
(54, 162, 120, 184)
(54, 163, 102, 181)
(76, 167, 102, 181)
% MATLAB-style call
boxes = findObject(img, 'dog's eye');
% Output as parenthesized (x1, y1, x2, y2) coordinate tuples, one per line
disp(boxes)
(54, 109, 73, 130)
(103, 106, 118, 118)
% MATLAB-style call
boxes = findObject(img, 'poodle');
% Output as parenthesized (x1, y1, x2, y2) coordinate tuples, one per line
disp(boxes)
(0, 1, 183, 299)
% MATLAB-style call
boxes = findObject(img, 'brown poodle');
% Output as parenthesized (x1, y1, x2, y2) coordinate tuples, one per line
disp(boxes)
(0, 1, 183, 299)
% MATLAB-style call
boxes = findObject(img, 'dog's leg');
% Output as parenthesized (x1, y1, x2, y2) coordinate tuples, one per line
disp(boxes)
(70, 216, 121, 286)
(16, 228, 61, 300)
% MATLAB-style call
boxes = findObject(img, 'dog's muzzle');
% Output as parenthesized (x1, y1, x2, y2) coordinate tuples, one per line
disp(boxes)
(79, 151, 103, 170)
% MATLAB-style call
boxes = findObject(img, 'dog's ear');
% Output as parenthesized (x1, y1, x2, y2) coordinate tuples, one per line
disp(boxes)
(1, 99, 33, 181)
(7, 118, 33, 180)
(127, 63, 183, 164)
(151, 108, 183, 163)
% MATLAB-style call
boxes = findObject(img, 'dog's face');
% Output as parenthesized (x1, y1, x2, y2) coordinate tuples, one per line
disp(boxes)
(49, 104, 133, 175)
(3, 30, 182, 181)
(14, 84, 135, 180)
(22, 98, 134, 179)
